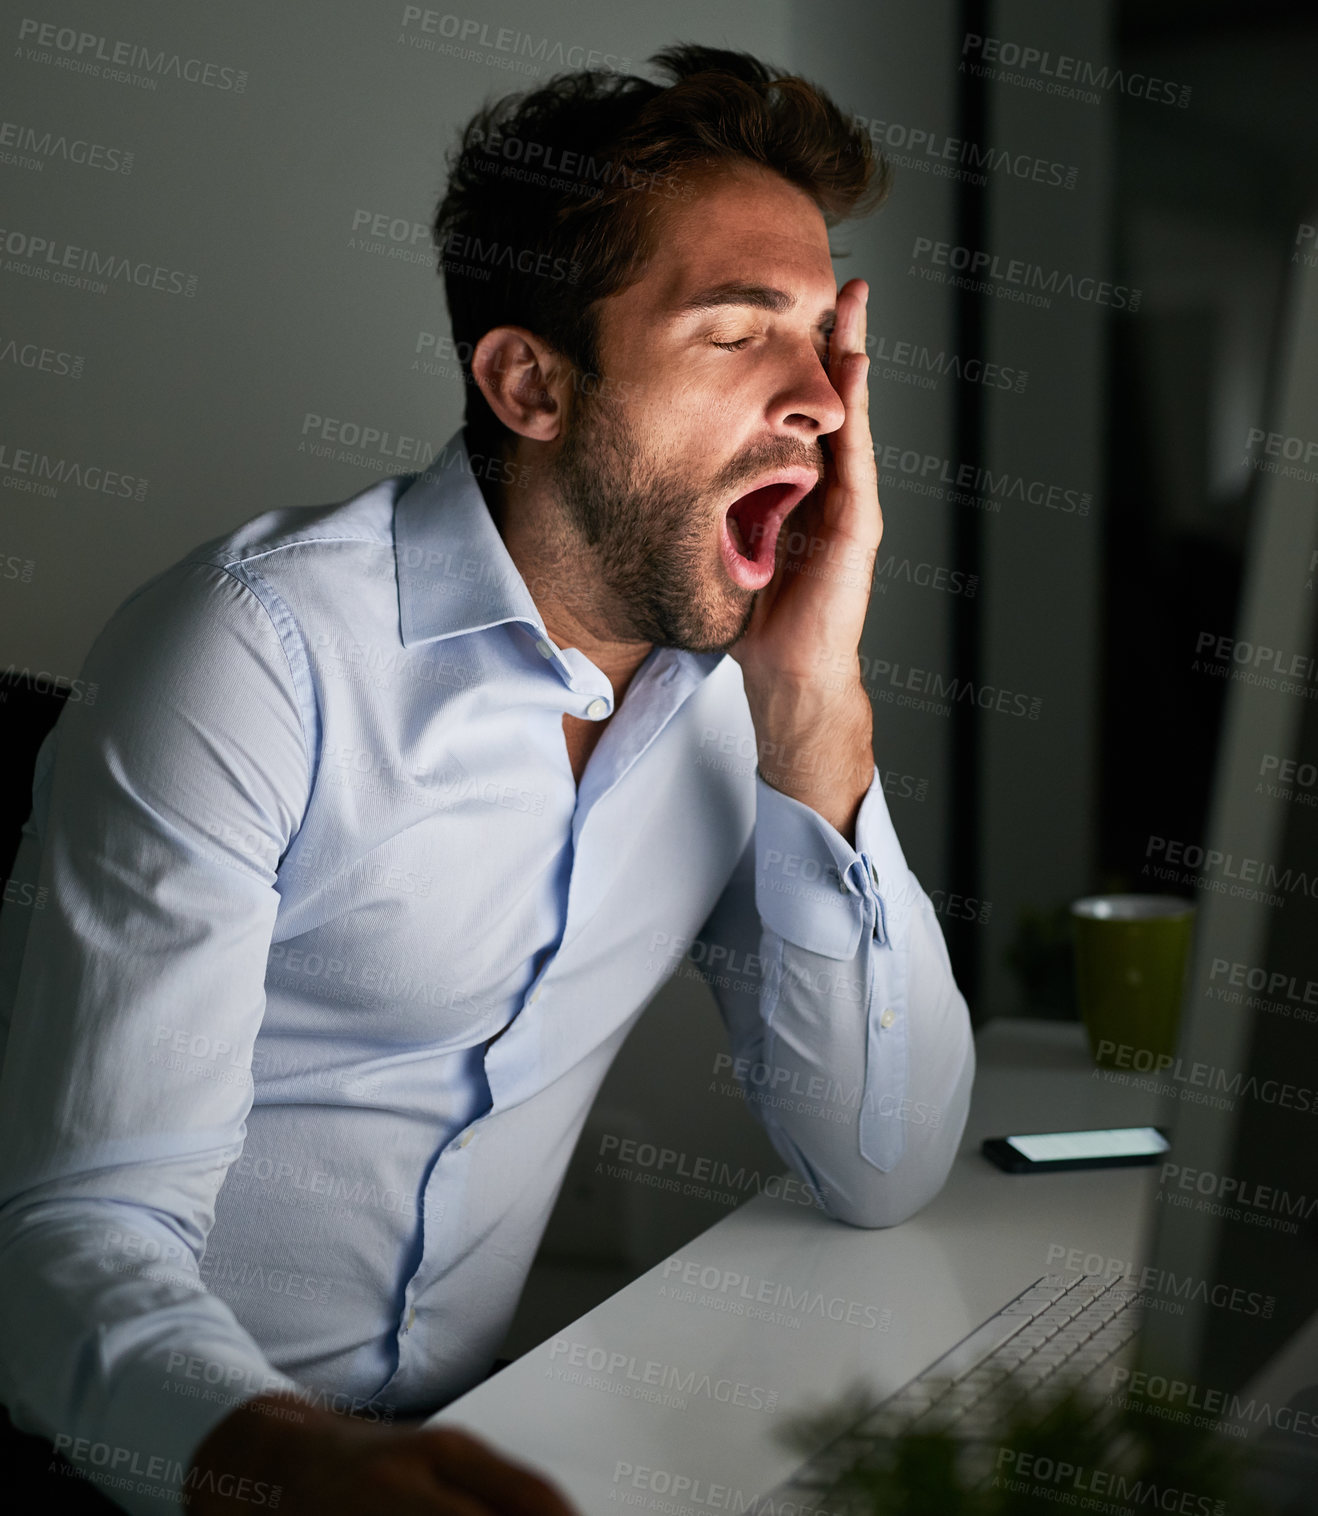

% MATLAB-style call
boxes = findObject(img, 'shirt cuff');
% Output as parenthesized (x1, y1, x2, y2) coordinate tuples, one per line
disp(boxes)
(754, 766, 911, 959)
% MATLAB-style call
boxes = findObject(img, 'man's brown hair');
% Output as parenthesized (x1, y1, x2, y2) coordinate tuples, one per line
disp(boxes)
(433, 42, 890, 460)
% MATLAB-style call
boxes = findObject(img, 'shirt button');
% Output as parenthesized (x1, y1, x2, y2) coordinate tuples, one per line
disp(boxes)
(406, 1307, 416, 1331)
(880, 1007, 897, 1029)
(535, 638, 554, 659)
(458, 1130, 473, 1148)
(585, 697, 609, 720)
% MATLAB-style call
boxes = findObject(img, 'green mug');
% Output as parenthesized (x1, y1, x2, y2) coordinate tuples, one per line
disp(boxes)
(1070, 895, 1196, 1069)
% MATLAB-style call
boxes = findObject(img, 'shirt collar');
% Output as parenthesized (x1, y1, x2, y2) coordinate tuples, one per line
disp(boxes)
(395, 430, 544, 648)
(394, 427, 727, 683)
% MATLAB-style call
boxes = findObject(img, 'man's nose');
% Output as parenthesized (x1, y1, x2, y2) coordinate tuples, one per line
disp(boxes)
(774, 344, 847, 436)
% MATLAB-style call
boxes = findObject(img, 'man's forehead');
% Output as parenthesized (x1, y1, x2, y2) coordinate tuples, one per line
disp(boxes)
(666, 277, 836, 324)
(656, 179, 833, 305)
(643, 241, 837, 322)
(599, 167, 838, 330)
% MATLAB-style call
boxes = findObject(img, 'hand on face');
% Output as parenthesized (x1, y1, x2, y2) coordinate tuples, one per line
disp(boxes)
(713, 276, 879, 838)
(729, 276, 881, 697)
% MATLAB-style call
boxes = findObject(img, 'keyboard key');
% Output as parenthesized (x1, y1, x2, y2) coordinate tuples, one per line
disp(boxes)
(764, 1282, 1145, 1502)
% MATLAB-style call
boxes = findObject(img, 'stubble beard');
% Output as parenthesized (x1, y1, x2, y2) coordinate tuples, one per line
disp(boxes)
(549, 386, 757, 654)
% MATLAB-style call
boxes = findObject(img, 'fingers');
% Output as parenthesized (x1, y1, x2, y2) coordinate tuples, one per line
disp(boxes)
(823, 280, 879, 546)
(368, 1478, 494, 1516)
(427, 1492, 501, 1516)
(831, 351, 874, 495)
(409, 1485, 494, 1516)
(420, 1428, 579, 1516)
(829, 277, 868, 386)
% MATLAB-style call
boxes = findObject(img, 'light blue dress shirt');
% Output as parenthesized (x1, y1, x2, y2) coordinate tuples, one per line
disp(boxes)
(0, 430, 974, 1513)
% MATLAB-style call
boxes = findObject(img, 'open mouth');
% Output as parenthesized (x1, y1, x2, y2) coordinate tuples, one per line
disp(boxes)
(719, 470, 818, 591)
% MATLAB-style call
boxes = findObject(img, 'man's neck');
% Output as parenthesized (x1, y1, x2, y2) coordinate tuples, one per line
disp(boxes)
(481, 455, 653, 704)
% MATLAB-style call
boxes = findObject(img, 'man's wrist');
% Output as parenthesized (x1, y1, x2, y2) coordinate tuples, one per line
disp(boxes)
(745, 679, 874, 840)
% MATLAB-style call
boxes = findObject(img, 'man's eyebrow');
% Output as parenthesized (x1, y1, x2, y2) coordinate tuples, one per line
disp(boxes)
(670, 281, 835, 328)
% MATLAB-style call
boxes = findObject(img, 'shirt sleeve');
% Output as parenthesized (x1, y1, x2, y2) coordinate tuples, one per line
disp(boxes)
(694, 766, 975, 1229)
(0, 560, 312, 1514)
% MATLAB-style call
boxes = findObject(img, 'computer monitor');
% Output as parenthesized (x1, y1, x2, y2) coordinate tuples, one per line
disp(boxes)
(1133, 218, 1318, 1489)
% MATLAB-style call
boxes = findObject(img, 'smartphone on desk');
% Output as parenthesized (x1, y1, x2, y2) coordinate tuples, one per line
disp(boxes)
(982, 1126, 1171, 1173)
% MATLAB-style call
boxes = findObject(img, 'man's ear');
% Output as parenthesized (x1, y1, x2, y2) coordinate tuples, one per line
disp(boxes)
(471, 327, 571, 444)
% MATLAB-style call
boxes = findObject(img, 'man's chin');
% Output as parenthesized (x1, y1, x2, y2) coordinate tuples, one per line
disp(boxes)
(654, 589, 756, 656)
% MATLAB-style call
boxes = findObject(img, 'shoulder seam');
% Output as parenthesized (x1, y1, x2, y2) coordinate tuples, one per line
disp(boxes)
(199, 531, 393, 573)
(214, 561, 319, 786)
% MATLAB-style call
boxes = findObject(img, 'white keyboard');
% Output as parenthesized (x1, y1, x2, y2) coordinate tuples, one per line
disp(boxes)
(756, 1273, 1144, 1510)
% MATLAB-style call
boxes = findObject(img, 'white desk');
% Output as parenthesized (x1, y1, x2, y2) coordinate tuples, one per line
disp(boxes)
(427, 1018, 1169, 1512)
